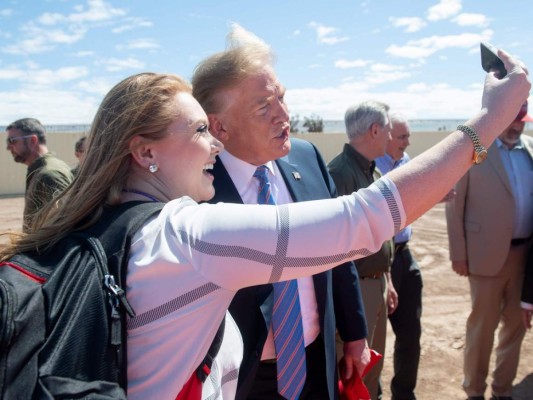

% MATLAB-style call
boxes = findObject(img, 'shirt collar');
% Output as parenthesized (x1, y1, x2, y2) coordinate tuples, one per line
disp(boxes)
(219, 150, 277, 191)
(495, 137, 524, 151)
(343, 143, 375, 175)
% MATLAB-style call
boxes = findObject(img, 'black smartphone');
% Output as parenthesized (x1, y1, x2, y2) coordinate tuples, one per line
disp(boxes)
(480, 41, 507, 78)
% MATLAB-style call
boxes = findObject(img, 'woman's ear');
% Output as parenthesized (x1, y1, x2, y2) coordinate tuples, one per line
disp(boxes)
(208, 114, 229, 142)
(129, 136, 154, 169)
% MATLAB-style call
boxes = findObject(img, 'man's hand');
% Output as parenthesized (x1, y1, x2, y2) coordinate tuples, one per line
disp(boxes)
(386, 272, 399, 314)
(342, 338, 370, 379)
(522, 308, 532, 330)
(452, 260, 469, 277)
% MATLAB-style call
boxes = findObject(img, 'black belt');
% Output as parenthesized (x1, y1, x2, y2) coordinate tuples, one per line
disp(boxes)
(511, 237, 530, 246)
(395, 241, 408, 251)
(359, 271, 384, 280)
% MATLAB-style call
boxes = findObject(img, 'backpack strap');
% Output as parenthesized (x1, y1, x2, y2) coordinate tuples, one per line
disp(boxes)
(83, 201, 164, 389)
(196, 317, 226, 383)
(88, 202, 226, 390)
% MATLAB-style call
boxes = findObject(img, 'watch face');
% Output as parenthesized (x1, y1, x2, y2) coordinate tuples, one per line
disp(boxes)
(474, 149, 488, 164)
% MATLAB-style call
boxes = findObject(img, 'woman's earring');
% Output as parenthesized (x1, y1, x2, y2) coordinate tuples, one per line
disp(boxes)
(149, 163, 158, 173)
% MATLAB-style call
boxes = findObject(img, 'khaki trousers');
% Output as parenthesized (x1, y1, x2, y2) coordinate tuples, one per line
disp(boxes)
(463, 244, 527, 397)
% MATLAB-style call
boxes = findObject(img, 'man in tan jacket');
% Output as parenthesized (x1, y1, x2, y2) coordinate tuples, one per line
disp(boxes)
(446, 101, 533, 400)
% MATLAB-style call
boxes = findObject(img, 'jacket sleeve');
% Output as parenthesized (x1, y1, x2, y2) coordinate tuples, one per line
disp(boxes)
(445, 171, 469, 262)
(310, 143, 368, 340)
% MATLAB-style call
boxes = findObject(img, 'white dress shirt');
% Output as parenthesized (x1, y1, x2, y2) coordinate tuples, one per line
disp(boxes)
(496, 138, 533, 239)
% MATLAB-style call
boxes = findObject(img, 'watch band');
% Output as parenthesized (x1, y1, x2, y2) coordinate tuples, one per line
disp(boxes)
(457, 124, 488, 164)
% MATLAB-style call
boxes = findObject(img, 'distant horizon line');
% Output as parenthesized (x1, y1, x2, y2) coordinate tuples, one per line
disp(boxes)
(2, 119, 531, 134)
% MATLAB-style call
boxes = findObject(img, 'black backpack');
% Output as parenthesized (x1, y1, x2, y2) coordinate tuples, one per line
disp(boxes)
(0, 201, 224, 399)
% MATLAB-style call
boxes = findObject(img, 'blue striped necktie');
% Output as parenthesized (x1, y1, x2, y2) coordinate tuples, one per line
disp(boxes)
(253, 165, 306, 400)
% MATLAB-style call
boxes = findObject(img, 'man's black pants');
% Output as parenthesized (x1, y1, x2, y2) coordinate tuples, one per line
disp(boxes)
(388, 244, 423, 400)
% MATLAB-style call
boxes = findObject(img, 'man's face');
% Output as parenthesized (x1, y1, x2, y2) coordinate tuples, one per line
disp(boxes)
(6, 128, 33, 165)
(212, 67, 291, 166)
(499, 119, 525, 149)
(386, 120, 410, 161)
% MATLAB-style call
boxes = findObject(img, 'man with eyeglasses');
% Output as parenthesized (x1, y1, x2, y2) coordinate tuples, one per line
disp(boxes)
(6, 118, 73, 232)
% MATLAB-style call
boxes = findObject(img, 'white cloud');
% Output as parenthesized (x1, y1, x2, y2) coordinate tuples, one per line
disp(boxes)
(122, 38, 160, 50)
(370, 63, 402, 72)
(427, 0, 462, 21)
(112, 17, 153, 33)
(3, 23, 87, 54)
(77, 77, 115, 95)
(3, 38, 52, 54)
(0, 88, 100, 125)
(365, 69, 411, 85)
(386, 31, 491, 59)
(406, 83, 431, 92)
(286, 81, 481, 120)
(334, 59, 369, 69)
(74, 50, 95, 57)
(99, 57, 145, 71)
(0, 68, 25, 80)
(389, 17, 427, 33)
(0, 8, 13, 17)
(308, 22, 349, 45)
(29, 67, 88, 86)
(38, 12, 65, 25)
(452, 13, 490, 27)
(68, 0, 126, 23)
(0, 65, 88, 89)
(1, 0, 126, 55)
(386, 44, 437, 59)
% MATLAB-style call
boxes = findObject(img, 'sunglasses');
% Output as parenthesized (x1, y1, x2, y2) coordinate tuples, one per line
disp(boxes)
(6, 134, 35, 145)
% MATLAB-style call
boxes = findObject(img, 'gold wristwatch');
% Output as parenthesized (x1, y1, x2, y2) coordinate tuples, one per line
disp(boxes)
(457, 124, 488, 164)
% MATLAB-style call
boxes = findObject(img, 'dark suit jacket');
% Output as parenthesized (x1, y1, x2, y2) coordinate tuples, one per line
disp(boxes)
(208, 138, 367, 400)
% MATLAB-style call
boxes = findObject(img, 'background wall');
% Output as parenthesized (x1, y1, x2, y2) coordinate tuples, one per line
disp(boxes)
(291, 131, 454, 165)
(1, 131, 87, 196)
(1, 130, 532, 197)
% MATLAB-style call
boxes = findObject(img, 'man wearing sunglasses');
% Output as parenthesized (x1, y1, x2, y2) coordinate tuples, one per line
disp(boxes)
(6, 118, 72, 232)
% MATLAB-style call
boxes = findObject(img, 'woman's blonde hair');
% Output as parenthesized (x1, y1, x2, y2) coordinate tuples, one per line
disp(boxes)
(1, 72, 191, 260)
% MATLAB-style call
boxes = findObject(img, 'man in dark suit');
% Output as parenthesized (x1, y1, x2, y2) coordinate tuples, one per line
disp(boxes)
(192, 24, 369, 400)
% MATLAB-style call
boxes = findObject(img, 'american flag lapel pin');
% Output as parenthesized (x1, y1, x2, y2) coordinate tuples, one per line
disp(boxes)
(292, 171, 301, 180)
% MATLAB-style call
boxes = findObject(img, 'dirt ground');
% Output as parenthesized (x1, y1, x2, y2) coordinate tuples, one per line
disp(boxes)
(1, 197, 531, 399)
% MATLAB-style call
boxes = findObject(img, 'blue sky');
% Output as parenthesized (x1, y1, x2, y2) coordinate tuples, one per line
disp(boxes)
(0, 0, 531, 125)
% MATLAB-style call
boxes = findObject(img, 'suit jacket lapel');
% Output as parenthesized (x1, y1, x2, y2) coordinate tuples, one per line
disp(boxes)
(523, 136, 533, 160)
(211, 155, 244, 204)
(487, 143, 513, 195)
(276, 157, 309, 202)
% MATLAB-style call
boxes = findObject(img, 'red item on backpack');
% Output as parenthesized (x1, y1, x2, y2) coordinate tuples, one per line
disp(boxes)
(175, 369, 205, 400)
